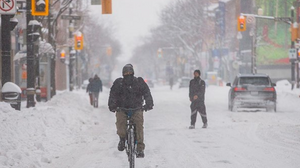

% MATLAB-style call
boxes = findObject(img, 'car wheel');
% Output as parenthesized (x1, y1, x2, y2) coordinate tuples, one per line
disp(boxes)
(228, 100, 232, 111)
(266, 104, 276, 112)
(230, 100, 235, 112)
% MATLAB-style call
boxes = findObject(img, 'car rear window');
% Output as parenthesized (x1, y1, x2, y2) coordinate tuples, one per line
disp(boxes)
(239, 77, 270, 85)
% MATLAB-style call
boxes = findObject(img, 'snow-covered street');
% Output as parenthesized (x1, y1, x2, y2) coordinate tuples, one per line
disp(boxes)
(1, 81, 300, 168)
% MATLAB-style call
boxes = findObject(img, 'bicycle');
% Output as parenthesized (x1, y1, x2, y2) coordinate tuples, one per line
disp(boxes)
(117, 107, 143, 168)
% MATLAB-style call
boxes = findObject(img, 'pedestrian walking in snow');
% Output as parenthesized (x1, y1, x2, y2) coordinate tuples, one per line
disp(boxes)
(90, 74, 103, 108)
(86, 78, 94, 106)
(189, 70, 208, 129)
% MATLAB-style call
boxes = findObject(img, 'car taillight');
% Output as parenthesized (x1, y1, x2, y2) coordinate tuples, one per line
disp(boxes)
(264, 87, 275, 92)
(234, 87, 246, 91)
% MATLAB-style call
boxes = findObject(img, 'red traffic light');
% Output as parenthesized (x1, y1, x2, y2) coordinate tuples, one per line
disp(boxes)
(237, 16, 246, 31)
(76, 36, 82, 41)
(60, 50, 66, 59)
(74, 32, 83, 50)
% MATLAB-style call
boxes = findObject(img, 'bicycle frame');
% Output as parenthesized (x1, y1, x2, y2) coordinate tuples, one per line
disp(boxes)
(126, 112, 136, 168)
(118, 107, 142, 168)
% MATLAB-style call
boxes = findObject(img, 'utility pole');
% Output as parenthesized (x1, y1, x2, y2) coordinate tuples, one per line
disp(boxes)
(48, 3, 56, 97)
(69, 6, 74, 91)
(1, 15, 12, 86)
(252, 19, 257, 74)
(76, 50, 79, 89)
(26, 0, 36, 107)
(296, 1, 300, 88)
(291, 6, 296, 90)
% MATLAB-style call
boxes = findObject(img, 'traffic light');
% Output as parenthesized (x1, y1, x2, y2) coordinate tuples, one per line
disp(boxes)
(60, 50, 66, 59)
(292, 22, 298, 42)
(157, 48, 163, 58)
(102, 0, 112, 14)
(237, 16, 246, 32)
(74, 32, 83, 50)
(32, 0, 49, 16)
(106, 46, 112, 56)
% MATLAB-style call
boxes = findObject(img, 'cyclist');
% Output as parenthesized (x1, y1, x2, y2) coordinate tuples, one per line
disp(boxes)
(108, 64, 154, 158)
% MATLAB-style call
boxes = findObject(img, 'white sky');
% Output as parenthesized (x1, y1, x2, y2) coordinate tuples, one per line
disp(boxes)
(89, 0, 172, 61)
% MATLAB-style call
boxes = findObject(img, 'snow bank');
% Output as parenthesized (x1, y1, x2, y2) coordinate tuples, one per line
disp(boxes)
(0, 91, 97, 168)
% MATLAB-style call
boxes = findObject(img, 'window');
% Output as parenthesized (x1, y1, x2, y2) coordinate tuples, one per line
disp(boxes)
(239, 77, 270, 86)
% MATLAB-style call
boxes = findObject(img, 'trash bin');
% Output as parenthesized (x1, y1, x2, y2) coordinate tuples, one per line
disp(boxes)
(1, 82, 22, 111)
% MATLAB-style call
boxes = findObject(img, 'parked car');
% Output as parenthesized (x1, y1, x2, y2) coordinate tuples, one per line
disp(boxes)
(179, 77, 190, 88)
(144, 79, 154, 88)
(226, 74, 277, 112)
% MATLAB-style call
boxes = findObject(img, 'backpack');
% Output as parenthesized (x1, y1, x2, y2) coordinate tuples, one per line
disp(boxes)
(118, 77, 144, 107)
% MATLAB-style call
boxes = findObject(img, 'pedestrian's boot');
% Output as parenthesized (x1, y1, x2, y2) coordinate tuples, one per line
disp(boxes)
(118, 137, 126, 151)
(189, 125, 195, 129)
(202, 123, 208, 128)
(136, 150, 144, 158)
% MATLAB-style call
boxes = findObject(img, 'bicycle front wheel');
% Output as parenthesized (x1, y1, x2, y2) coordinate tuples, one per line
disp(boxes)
(128, 128, 135, 168)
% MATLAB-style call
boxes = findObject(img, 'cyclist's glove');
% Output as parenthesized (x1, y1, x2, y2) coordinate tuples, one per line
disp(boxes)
(109, 106, 117, 113)
(143, 105, 153, 112)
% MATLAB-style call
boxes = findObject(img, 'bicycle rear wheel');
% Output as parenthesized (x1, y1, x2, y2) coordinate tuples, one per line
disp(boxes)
(128, 128, 135, 168)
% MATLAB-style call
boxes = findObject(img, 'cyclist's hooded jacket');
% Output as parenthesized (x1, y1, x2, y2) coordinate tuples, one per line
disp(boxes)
(108, 75, 153, 111)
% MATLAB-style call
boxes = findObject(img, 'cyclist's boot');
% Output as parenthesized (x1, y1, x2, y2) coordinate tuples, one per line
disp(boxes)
(136, 150, 144, 158)
(202, 123, 208, 128)
(118, 137, 125, 151)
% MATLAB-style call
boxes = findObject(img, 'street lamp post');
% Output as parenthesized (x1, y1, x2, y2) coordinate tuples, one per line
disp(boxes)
(26, 0, 41, 108)
(68, 5, 75, 91)
(1, 15, 18, 86)
(70, 49, 76, 90)
(296, 3, 300, 88)
(250, 8, 263, 74)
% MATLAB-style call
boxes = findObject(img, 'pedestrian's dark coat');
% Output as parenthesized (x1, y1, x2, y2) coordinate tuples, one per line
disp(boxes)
(108, 75, 153, 111)
(90, 76, 103, 93)
(86, 78, 93, 93)
(189, 76, 206, 111)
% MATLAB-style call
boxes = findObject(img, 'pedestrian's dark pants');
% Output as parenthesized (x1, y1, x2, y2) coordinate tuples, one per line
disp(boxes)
(190, 103, 207, 126)
(89, 93, 93, 105)
(92, 92, 99, 107)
